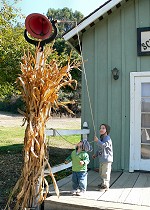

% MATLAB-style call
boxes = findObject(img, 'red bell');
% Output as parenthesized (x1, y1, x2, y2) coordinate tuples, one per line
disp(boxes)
(25, 13, 52, 40)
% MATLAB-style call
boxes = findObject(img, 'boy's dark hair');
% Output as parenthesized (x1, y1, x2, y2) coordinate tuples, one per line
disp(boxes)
(101, 124, 111, 134)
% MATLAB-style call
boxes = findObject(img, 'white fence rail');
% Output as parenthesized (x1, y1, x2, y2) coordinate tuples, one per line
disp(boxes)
(45, 129, 90, 136)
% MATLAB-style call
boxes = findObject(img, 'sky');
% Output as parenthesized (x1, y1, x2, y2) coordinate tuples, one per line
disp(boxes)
(11, 0, 107, 22)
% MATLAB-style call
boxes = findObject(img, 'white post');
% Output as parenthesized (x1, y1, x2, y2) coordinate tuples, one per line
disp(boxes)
(82, 121, 88, 140)
(35, 51, 44, 210)
(35, 51, 44, 69)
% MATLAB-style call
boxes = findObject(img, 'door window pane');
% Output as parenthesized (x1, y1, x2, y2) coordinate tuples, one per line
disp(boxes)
(141, 145, 150, 159)
(141, 113, 150, 128)
(142, 83, 150, 97)
(141, 128, 150, 142)
(141, 98, 150, 112)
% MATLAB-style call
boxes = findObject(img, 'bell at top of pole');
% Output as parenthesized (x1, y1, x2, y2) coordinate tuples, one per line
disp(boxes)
(25, 13, 53, 40)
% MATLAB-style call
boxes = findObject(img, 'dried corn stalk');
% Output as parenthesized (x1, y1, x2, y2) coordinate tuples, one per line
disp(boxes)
(5, 45, 80, 210)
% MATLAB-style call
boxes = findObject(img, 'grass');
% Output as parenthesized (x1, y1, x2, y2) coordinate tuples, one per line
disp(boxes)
(0, 125, 81, 182)
(0, 126, 81, 154)
(0, 126, 25, 153)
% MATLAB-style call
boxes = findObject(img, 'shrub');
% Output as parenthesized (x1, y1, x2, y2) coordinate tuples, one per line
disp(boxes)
(0, 83, 25, 114)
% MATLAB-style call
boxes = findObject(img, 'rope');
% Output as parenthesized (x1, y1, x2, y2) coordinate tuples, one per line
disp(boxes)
(46, 19, 97, 146)
(74, 21, 96, 136)
(47, 128, 95, 145)
(49, 128, 75, 145)
(48, 17, 97, 151)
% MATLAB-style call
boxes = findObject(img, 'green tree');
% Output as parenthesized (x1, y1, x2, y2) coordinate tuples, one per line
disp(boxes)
(0, 25, 29, 83)
(47, 7, 83, 80)
(0, 0, 30, 84)
(0, 0, 32, 113)
(47, 7, 84, 38)
(46, 8, 83, 117)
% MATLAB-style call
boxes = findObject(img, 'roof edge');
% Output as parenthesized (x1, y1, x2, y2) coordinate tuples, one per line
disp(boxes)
(63, 0, 122, 41)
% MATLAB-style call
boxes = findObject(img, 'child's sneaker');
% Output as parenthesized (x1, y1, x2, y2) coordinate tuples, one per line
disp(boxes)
(71, 190, 77, 195)
(76, 189, 80, 193)
(99, 184, 109, 192)
(76, 190, 85, 196)
(98, 183, 102, 188)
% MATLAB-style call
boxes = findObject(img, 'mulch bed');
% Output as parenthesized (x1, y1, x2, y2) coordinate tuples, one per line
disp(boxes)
(0, 153, 23, 209)
(0, 147, 72, 209)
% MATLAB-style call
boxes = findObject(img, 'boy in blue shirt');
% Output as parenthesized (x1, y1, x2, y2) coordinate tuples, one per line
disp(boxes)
(92, 124, 113, 191)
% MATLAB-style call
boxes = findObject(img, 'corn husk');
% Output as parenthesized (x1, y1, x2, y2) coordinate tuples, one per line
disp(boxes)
(5, 45, 80, 210)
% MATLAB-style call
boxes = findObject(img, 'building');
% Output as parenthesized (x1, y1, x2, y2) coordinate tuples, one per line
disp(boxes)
(63, 0, 150, 172)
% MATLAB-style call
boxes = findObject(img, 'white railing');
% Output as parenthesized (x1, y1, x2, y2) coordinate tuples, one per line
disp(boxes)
(44, 122, 90, 176)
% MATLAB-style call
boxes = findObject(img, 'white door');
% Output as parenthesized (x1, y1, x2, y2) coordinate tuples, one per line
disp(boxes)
(130, 72, 150, 172)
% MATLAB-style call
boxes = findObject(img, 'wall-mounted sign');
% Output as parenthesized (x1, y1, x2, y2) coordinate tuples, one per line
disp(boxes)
(137, 27, 150, 56)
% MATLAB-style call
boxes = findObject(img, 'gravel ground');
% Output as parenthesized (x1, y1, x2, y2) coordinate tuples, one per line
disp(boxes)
(0, 111, 81, 129)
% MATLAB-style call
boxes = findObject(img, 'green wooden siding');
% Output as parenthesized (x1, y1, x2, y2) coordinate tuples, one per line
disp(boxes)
(81, 0, 150, 171)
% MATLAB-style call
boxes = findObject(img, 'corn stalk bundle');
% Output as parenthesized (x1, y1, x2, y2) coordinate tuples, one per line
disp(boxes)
(5, 46, 80, 210)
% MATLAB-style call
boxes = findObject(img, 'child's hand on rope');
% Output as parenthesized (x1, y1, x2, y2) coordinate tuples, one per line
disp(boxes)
(79, 160, 85, 165)
(92, 154, 96, 159)
(94, 136, 98, 142)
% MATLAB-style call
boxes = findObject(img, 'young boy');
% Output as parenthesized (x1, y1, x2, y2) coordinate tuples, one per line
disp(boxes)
(92, 124, 113, 191)
(65, 139, 91, 196)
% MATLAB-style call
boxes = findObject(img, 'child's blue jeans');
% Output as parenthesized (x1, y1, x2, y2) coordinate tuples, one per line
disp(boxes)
(72, 171, 87, 192)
